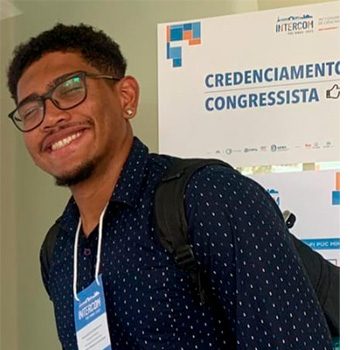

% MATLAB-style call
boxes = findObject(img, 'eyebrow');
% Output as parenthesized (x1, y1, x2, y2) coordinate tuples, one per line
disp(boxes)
(17, 71, 82, 107)
(46, 71, 82, 90)
(17, 93, 41, 108)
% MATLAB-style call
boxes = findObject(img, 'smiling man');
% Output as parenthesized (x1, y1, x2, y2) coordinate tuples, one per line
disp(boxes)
(7, 24, 333, 350)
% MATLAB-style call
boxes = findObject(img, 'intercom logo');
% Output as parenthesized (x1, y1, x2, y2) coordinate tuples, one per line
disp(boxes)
(166, 22, 201, 68)
(275, 14, 314, 34)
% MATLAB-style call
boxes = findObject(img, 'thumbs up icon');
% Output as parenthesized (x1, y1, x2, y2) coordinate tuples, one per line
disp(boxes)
(326, 84, 340, 99)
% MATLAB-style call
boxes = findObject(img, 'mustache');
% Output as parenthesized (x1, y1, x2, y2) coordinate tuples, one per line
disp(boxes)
(45, 120, 93, 135)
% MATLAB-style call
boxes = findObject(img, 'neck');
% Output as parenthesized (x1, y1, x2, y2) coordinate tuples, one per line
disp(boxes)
(70, 135, 133, 236)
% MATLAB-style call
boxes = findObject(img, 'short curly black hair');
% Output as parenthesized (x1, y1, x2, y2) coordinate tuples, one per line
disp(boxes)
(7, 23, 127, 102)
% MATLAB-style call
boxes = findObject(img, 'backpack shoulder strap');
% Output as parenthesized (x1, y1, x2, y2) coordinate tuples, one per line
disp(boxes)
(154, 157, 231, 303)
(40, 217, 61, 297)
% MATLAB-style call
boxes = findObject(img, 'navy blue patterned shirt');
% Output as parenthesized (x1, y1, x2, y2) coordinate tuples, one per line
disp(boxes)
(41, 137, 332, 349)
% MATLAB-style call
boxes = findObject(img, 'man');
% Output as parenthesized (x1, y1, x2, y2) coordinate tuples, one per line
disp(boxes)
(7, 23, 332, 349)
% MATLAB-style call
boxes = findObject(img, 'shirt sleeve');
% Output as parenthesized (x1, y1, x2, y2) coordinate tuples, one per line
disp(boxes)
(185, 165, 333, 350)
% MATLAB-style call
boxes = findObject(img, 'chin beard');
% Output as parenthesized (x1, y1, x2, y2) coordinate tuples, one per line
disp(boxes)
(54, 160, 96, 187)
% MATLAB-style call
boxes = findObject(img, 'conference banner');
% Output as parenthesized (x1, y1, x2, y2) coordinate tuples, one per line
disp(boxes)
(157, 2, 340, 262)
(250, 170, 340, 264)
(157, 2, 339, 167)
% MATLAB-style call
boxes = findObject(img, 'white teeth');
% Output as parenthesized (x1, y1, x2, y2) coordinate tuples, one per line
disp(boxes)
(51, 132, 82, 151)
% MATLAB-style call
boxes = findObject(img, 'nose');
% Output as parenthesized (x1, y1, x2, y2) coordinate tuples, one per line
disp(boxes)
(41, 98, 71, 131)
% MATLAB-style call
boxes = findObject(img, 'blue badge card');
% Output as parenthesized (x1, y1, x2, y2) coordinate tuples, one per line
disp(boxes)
(74, 275, 111, 350)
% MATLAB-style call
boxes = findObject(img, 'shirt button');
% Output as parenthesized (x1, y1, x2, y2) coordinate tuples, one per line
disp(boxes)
(84, 248, 91, 256)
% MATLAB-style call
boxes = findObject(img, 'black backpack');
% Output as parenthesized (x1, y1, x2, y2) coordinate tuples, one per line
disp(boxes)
(41, 158, 340, 337)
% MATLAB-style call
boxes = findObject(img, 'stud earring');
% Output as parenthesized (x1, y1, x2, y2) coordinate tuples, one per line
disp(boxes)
(126, 109, 133, 116)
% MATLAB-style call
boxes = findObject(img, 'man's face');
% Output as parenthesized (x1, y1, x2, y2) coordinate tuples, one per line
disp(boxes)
(17, 51, 138, 186)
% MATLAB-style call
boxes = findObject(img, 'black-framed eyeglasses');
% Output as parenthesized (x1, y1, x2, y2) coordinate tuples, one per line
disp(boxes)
(8, 71, 121, 132)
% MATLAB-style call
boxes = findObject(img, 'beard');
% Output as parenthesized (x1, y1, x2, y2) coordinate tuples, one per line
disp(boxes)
(54, 160, 96, 187)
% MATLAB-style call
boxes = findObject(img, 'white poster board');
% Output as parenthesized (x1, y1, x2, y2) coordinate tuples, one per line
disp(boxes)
(158, 2, 339, 167)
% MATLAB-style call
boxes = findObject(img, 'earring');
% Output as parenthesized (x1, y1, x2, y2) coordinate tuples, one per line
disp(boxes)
(126, 109, 133, 116)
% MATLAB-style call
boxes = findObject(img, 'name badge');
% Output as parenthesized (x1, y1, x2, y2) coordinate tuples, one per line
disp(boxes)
(74, 275, 111, 350)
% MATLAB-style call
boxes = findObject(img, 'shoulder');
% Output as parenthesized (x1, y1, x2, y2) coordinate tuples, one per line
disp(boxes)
(148, 152, 179, 178)
(185, 163, 275, 213)
(184, 163, 287, 246)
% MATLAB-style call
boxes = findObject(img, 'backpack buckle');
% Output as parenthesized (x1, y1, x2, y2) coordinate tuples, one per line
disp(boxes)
(174, 245, 197, 271)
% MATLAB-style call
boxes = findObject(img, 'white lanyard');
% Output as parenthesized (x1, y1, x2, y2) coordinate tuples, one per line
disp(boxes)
(73, 204, 108, 301)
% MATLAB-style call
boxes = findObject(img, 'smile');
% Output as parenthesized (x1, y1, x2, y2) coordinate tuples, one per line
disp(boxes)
(51, 132, 83, 151)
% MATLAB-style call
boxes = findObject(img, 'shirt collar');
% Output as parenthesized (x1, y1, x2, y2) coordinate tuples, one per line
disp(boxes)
(59, 137, 149, 231)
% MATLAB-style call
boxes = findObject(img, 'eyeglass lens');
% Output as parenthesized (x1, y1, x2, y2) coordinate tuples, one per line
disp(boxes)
(14, 74, 86, 131)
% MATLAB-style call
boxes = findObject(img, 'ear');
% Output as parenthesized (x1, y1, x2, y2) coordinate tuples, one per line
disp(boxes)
(116, 75, 140, 119)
